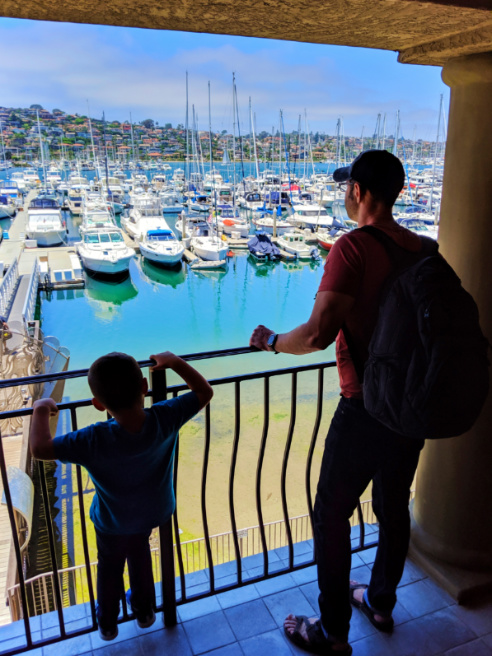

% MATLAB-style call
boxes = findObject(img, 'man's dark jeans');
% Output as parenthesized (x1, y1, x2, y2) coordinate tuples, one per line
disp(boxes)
(95, 529, 156, 631)
(314, 396, 424, 640)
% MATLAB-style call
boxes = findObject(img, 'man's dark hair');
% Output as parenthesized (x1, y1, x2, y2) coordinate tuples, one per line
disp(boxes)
(88, 352, 143, 412)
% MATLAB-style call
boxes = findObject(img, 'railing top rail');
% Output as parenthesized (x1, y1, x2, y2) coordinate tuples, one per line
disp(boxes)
(0, 357, 336, 420)
(0, 345, 336, 390)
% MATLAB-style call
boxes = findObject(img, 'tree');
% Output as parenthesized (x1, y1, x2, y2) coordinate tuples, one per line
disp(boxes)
(141, 119, 154, 129)
(30, 104, 43, 110)
(165, 123, 172, 129)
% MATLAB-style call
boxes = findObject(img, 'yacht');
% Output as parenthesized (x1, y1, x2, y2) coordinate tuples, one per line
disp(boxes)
(190, 223, 229, 262)
(122, 194, 167, 241)
(252, 213, 293, 236)
(9, 172, 27, 195)
(139, 227, 185, 268)
(0, 194, 16, 219)
(77, 207, 135, 276)
(66, 188, 84, 215)
(23, 168, 40, 188)
(290, 204, 336, 231)
(276, 232, 320, 261)
(26, 195, 66, 246)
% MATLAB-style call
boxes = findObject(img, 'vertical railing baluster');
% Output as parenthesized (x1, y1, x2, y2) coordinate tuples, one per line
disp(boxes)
(255, 376, 270, 577)
(356, 501, 365, 549)
(306, 367, 324, 555)
(0, 430, 33, 647)
(71, 407, 97, 630)
(201, 403, 215, 592)
(281, 372, 297, 570)
(228, 381, 242, 584)
(38, 459, 66, 637)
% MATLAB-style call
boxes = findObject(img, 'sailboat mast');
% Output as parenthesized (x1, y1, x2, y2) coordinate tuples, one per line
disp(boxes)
(87, 100, 98, 177)
(129, 112, 136, 164)
(185, 71, 190, 184)
(250, 98, 260, 182)
(208, 82, 213, 173)
(429, 93, 443, 211)
(232, 72, 237, 192)
(36, 110, 47, 188)
(393, 110, 400, 157)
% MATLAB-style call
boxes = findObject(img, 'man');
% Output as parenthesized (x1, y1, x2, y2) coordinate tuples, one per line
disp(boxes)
(250, 150, 425, 655)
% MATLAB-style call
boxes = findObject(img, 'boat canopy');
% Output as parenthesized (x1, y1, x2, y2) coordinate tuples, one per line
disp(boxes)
(247, 233, 281, 259)
(0, 195, 9, 204)
(147, 230, 174, 241)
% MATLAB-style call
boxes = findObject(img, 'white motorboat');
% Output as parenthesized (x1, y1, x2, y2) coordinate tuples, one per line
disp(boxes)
(395, 217, 439, 240)
(66, 188, 84, 215)
(214, 206, 250, 238)
(239, 191, 262, 211)
(26, 196, 66, 246)
(23, 168, 40, 188)
(276, 232, 320, 261)
(9, 172, 27, 195)
(190, 223, 229, 262)
(0, 193, 16, 219)
(160, 188, 184, 213)
(122, 194, 168, 241)
(290, 204, 336, 231)
(77, 206, 134, 275)
(139, 228, 185, 267)
(252, 214, 293, 236)
(186, 194, 211, 213)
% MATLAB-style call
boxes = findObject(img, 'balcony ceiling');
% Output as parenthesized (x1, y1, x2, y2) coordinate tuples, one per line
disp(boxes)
(1, 0, 491, 66)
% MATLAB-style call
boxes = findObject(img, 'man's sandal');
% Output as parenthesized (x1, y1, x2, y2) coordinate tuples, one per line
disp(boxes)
(284, 615, 352, 655)
(349, 582, 394, 633)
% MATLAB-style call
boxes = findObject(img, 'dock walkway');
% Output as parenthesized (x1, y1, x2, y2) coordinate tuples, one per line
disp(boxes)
(0, 191, 75, 625)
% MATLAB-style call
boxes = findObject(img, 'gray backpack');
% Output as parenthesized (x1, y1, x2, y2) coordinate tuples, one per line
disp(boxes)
(344, 226, 489, 439)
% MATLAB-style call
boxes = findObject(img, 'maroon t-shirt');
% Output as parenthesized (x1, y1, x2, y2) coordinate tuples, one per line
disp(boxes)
(318, 222, 422, 398)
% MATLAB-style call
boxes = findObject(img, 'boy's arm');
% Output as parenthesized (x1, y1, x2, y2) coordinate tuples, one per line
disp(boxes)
(30, 399, 58, 460)
(150, 352, 213, 410)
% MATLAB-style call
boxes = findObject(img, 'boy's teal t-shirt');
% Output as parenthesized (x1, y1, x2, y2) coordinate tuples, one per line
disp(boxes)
(53, 392, 200, 535)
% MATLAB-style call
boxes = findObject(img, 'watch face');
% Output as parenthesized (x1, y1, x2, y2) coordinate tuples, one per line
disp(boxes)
(267, 334, 276, 348)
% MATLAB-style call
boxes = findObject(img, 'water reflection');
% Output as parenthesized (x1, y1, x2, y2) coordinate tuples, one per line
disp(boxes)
(84, 273, 138, 318)
(139, 256, 187, 289)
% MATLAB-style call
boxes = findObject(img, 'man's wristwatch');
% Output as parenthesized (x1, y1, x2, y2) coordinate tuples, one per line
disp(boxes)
(267, 333, 279, 354)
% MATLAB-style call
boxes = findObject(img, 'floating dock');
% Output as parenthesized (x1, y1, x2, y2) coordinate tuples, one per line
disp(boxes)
(0, 191, 85, 290)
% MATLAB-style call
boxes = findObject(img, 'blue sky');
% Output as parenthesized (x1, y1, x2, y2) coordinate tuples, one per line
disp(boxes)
(0, 18, 449, 139)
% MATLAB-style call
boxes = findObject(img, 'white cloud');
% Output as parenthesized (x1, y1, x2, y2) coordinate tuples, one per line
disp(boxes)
(0, 20, 447, 138)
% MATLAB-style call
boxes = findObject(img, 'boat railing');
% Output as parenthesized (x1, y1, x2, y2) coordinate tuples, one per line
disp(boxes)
(0, 346, 379, 654)
(0, 257, 19, 318)
(21, 258, 40, 336)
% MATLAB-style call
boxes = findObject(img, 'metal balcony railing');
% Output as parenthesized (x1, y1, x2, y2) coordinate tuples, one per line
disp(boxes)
(0, 346, 379, 655)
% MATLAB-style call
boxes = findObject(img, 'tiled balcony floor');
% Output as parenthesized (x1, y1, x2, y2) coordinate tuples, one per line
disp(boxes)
(2, 534, 492, 656)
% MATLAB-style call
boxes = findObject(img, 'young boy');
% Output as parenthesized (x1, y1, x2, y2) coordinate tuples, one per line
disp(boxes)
(30, 350, 213, 641)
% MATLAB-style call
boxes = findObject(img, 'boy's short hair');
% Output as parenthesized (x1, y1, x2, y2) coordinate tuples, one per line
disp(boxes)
(88, 352, 143, 412)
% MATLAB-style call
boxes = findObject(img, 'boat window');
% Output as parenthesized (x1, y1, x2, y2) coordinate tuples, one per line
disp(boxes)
(149, 233, 173, 241)
(100, 233, 111, 243)
(109, 232, 124, 242)
(85, 234, 100, 243)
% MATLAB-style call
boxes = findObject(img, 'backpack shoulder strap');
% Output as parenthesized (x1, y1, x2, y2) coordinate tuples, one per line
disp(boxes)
(358, 224, 438, 269)
(342, 224, 439, 384)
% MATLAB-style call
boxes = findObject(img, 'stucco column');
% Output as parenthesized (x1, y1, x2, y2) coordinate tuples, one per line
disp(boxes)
(410, 52, 492, 602)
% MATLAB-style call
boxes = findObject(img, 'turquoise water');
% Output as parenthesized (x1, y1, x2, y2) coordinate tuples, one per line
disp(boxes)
(39, 245, 335, 398)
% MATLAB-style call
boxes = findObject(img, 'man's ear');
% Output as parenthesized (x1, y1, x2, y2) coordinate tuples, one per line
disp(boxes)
(353, 181, 363, 203)
(142, 377, 149, 396)
(92, 398, 106, 412)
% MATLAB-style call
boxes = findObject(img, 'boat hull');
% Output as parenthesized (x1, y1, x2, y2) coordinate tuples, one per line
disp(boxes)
(139, 243, 184, 267)
(78, 251, 134, 275)
(27, 230, 66, 247)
